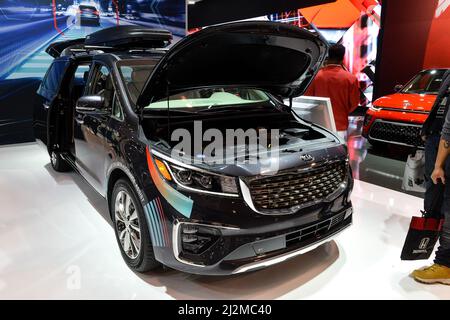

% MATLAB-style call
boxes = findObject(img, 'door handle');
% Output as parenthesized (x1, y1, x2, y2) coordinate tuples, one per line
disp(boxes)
(43, 103, 50, 110)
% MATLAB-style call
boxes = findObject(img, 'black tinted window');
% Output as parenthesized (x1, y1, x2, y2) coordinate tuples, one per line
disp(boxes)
(89, 64, 113, 110)
(71, 63, 92, 101)
(73, 64, 91, 85)
(79, 5, 96, 11)
(37, 60, 67, 100)
(402, 69, 447, 94)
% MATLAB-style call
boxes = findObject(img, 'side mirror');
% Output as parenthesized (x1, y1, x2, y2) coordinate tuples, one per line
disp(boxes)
(394, 84, 403, 92)
(76, 95, 105, 112)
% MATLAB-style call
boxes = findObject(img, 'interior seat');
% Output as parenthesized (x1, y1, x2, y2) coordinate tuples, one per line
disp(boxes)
(127, 68, 150, 103)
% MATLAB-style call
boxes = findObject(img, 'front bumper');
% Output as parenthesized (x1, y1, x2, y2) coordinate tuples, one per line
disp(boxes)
(363, 109, 426, 148)
(144, 147, 353, 275)
(163, 203, 352, 276)
(80, 16, 100, 24)
(231, 212, 352, 274)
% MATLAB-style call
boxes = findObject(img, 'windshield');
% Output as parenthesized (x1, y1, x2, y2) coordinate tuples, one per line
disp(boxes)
(79, 5, 96, 10)
(119, 62, 273, 110)
(145, 88, 272, 110)
(402, 69, 447, 94)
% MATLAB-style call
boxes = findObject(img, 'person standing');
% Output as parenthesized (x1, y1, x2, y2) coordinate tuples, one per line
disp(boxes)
(412, 70, 450, 284)
(420, 70, 450, 218)
(305, 43, 360, 140)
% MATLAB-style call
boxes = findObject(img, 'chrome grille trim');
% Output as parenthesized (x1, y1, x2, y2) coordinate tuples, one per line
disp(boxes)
(376, 107, 429, 114)
(368, 120, 424, 148)
(240, 159, 348, 215)
(285, 212, 346, 246)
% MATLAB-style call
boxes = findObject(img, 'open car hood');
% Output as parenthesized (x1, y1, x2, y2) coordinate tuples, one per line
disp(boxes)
(136, 21, 328, 110)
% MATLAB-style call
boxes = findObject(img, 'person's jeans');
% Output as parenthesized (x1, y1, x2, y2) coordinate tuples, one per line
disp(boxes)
(424, 134, 444, 216)
(424, 134, 450, 267)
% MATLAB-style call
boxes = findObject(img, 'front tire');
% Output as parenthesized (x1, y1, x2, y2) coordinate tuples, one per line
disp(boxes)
(50, 151, 71, 172)
(111, 178, 160, 272)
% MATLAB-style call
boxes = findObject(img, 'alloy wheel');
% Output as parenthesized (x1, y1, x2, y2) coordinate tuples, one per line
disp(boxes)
(114, 190, 141, 259)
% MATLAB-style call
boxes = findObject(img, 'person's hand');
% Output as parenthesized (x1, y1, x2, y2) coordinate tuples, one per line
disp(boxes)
(432, 166, 446, 184)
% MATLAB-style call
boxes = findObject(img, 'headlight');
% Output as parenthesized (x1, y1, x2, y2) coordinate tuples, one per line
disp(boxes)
(153, 157, 239, 196)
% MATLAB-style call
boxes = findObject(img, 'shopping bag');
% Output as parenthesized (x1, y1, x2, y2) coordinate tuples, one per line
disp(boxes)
(402, 150, 426, 192)
(400, 216, 444, 260)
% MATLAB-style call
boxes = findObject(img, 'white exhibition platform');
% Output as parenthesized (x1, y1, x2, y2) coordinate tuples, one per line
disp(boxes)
(0, 142, 449, 299)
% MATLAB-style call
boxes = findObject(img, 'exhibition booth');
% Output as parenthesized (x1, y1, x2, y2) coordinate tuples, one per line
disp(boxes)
(1, 0, 450, 300)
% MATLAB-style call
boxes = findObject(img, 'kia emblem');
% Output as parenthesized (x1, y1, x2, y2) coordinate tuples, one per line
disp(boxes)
(301, 154, 314, 162)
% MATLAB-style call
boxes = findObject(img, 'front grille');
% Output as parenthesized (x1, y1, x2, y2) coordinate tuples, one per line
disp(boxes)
(285, 212, 345, 247)
(369, 121, 424, 147)
(248, 161, 347, 211)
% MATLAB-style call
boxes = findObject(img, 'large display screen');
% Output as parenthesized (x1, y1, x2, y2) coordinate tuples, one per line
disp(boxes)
(0, 0, 185, 80)
(0, 0, 186, 144)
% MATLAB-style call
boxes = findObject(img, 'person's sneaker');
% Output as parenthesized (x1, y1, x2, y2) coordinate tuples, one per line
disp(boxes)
(412, 264, 450, 285)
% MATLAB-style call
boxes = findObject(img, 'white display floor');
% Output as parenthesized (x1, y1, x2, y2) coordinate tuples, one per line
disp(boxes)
(0, 143, 449, 299)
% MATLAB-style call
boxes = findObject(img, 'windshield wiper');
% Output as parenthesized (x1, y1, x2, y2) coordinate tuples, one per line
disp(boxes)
(196, 104, 267, 113)
(143, 109, 199, 115)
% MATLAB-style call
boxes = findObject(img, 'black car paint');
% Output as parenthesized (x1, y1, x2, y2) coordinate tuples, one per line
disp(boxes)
(34, 23, 353, 275)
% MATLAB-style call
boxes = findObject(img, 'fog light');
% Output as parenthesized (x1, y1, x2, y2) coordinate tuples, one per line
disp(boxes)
(180, 224, 221, 254)
(182, 234, 198, 243)
(182, 225, 198, 234)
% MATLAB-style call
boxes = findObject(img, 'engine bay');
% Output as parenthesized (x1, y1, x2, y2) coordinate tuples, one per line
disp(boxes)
(142, 108, 334, 162)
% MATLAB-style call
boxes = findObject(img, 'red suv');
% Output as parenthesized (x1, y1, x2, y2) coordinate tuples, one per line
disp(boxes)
(363, 69, 449, 148)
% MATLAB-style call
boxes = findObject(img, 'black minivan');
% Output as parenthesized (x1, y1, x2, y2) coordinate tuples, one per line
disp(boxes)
(34, 23, 353, 275)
